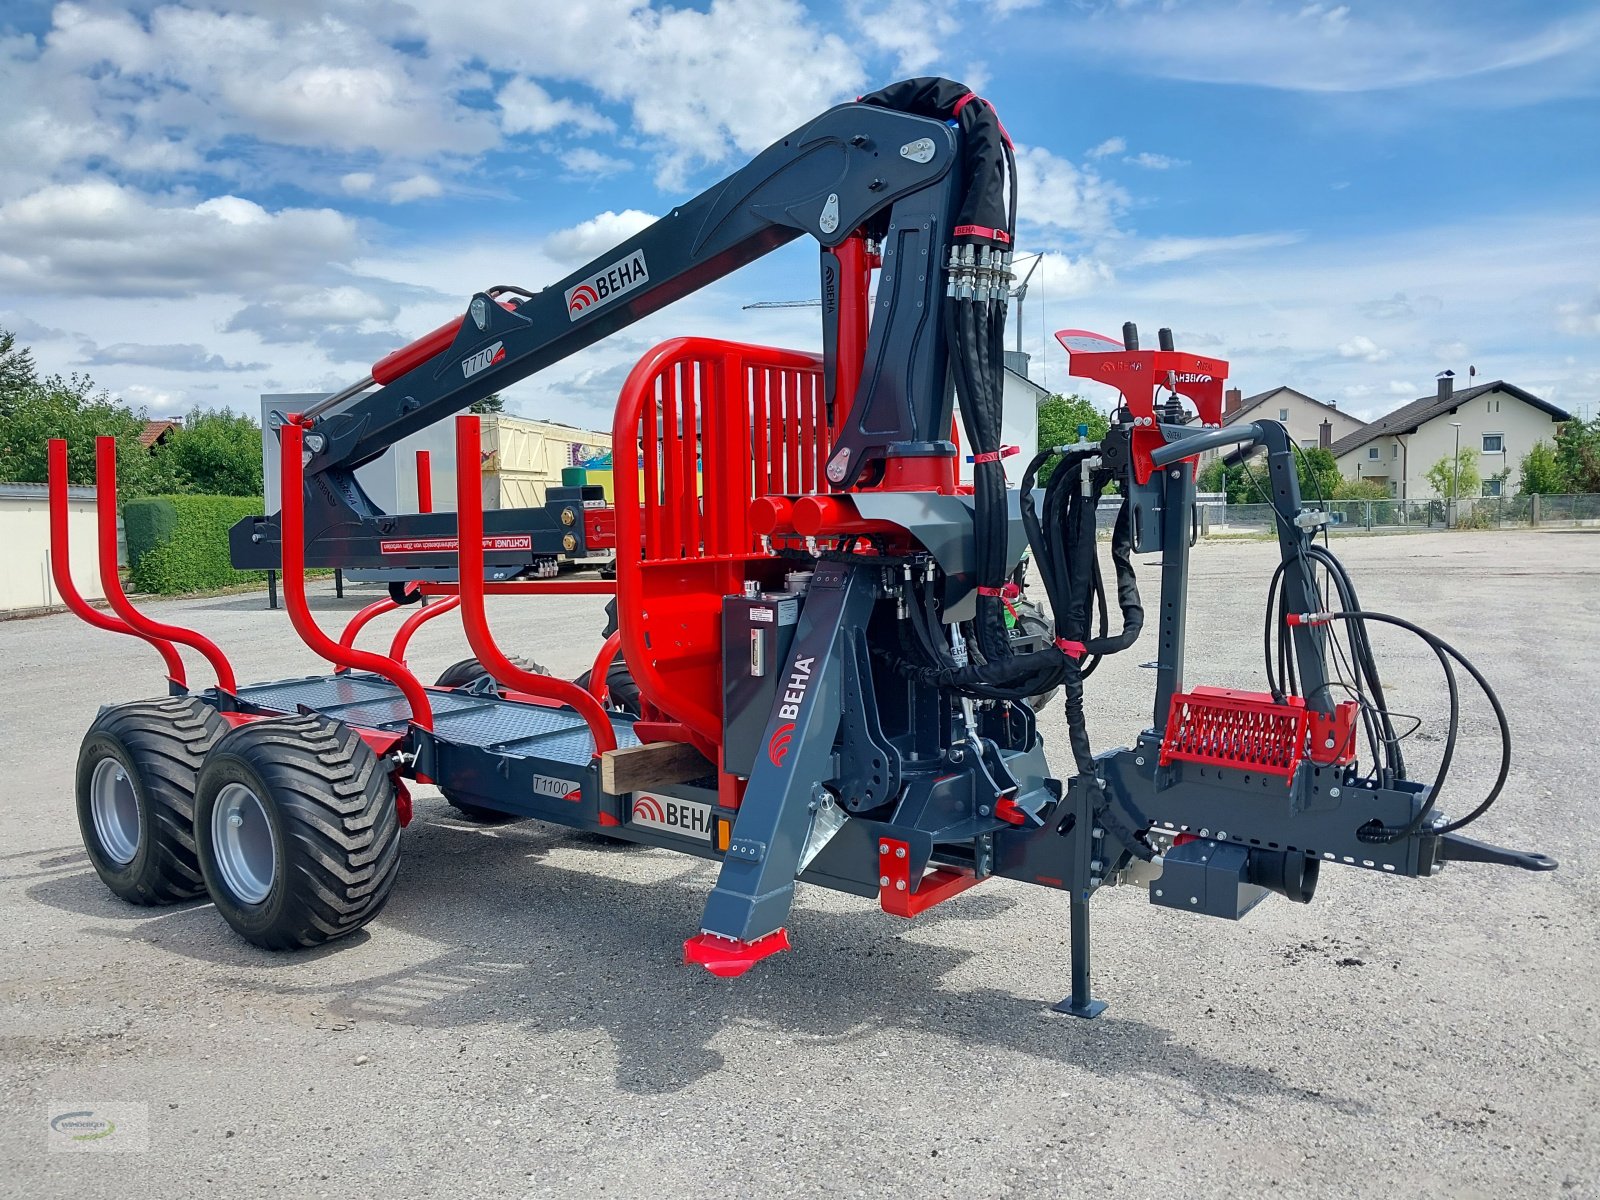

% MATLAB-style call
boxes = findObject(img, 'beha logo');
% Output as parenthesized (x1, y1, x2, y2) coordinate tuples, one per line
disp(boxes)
(565, 249, 649, 320)
(766, 655, 816, 766)
(461, 341, 506, 379)
(1175, 372, 1213, 384)
(767, 722, 795, 767)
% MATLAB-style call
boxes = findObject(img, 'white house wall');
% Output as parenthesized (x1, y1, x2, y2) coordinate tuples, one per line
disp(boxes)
(1335, 387, 1562, 497)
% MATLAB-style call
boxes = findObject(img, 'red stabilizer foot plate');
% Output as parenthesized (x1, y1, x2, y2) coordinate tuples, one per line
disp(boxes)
(683, 929, 791, 977)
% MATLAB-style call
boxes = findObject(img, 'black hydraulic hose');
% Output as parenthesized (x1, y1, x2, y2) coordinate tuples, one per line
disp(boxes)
(1302, 611, 1505, 843)
(1082, 496, 1143, 657)
(1307, 546, 1405, 780)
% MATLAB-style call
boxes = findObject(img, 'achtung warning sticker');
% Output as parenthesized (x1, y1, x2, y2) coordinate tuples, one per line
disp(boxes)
(378, 536, 533, 555)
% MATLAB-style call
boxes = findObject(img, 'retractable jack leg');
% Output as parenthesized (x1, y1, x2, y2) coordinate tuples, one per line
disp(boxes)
(1052, 893, 1107, 1019)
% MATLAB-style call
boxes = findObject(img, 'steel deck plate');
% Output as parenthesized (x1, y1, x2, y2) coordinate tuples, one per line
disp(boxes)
(233, 673, 638, 765)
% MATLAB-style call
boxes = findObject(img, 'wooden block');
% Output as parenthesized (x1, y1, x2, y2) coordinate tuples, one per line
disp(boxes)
(600, 740, 713, 794)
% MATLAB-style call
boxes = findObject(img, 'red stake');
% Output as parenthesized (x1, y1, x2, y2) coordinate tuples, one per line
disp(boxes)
(279, 420, 433, 730)
(47, 439, 187, 688)
(93, 438, 238, 694)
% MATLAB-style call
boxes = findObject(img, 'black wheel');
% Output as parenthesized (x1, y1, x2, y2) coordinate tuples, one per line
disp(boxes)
(433, 655, 545, 690)
(574, 658, 642, 717)
(432, 657, 545, 822)
(388, 581, 424, 605)
(194, 714, 401, 950)
(75, 696, 228, 905)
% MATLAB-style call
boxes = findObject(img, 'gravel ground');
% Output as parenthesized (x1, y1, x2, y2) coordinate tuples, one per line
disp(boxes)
(2, 528, 1596, 1198)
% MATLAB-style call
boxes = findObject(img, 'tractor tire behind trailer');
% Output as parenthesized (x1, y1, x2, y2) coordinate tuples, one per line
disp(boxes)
(432, 655, 544, 823)
(194, 713, 401, 950)
(76, 696, 228, 905)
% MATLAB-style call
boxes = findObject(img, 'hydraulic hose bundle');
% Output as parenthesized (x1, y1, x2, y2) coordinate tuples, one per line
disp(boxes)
(860, 77, 1020, 666)
(860, 80, 1147, 721)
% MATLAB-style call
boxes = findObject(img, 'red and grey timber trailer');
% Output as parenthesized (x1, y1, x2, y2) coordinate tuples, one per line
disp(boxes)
(56, 78, 1554, 1015)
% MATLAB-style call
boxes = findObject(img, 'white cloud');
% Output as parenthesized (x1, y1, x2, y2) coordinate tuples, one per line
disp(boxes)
(1557, 293, 1600, 337)
(1336, 334, 1391, 363)
(543, 210, 659, 266)
(1125, 152, 1186, 170)
(340, 173, 376, 195)
(0, 181, 360, 297)
(1012, 145, 1128, 243)
(497, 77, 612, 137)
(1064, 1, 1600, 100)
(81, 341, 267, 372)
(561, 148, 632, 180)
(1117, 232, 1302, 267)
(387, 174, 444, 204)
(224, 285, 401, 345)
(850, 0, 959, 74)
(1086, 137, 1125, 159)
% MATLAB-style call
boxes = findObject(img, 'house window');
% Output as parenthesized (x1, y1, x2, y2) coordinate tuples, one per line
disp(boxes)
(1482, 432, 1503, 453)
(1482, 478, 1503, 498)
(1278, 408, 1290, 422)
(1299, 438, 1317, 449)
(1368, 447, 1379, 459)
(1389, 481, 1399, 497)
(1392, 444, 1400, 458)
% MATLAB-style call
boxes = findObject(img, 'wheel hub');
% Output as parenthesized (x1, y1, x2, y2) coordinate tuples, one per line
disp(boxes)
(89, 756, 140, 865)
(212, 782, 277, 905)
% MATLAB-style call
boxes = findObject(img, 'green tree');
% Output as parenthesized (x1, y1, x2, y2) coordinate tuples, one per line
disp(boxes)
(0, 372, 175, 495)
(1424, 450, 1481, 502)
(1295, 447, 1340, 501)
(1199, 447, 1340, 504)
(1333, 477, 1388, 501)
(0, 326, 39, 404)
(469, 391, 505, 414)
(1553, 415, 1600, 494)
(156, 408, 263, 495)
(1519, 441, 1566, 494)
(1036, 393, 1109, 483)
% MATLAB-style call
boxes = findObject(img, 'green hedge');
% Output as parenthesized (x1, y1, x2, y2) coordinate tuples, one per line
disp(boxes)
(126, 494, 265, 594)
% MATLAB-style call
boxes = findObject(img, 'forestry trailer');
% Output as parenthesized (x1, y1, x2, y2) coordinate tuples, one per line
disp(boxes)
(52, 78, 1553, 1016)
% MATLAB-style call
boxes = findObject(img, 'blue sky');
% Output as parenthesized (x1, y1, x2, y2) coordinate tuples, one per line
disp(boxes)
(1, 0, 1596, 430)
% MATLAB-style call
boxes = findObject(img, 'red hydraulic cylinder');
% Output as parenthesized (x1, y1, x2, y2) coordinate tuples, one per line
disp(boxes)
(749, 496, 796, 537)
(371, 300, 517, 386)
(831, 233, 870, 443)
(791, 495, 905, 538)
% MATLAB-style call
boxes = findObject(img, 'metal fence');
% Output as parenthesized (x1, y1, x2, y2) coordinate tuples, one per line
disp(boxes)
(1198, 493, 1600, 535)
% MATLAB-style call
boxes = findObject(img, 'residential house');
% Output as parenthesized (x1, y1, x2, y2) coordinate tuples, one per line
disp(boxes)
(1328, 376, 1570, 499)
(1204, 385, 1366, 466)
(138, 418, 181, 450)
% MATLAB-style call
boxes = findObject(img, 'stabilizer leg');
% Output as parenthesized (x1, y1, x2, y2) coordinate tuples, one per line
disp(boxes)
(1052, 892, 1106, 1018)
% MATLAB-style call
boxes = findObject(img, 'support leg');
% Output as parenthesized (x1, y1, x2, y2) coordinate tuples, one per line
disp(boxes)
(1052, 892, 1106, 1018)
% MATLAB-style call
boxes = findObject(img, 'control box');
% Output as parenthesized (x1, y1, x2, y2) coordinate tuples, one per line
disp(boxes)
(722, 592, 802, 776)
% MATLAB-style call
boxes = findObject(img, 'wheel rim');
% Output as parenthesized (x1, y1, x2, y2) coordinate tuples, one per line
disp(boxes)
(212, 782, 277, 905)
(89, 756, 140, 865)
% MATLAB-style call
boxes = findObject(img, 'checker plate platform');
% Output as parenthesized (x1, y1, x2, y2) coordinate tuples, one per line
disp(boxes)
(233, 673, 638, 766)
